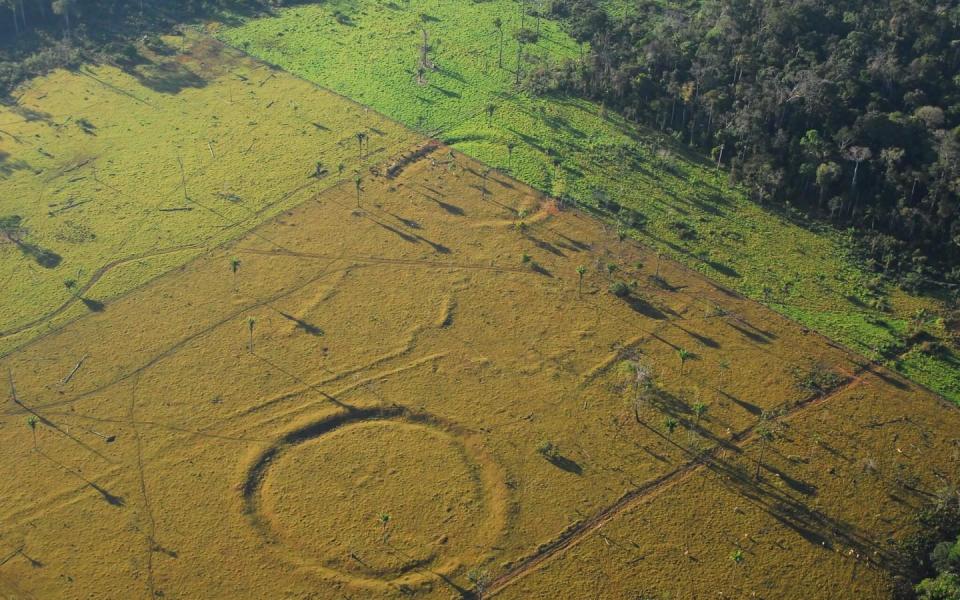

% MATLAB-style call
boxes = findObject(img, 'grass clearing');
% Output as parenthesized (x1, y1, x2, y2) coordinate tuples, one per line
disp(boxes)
(217, 0, 960, 403)
(1, 122, 957, 596)
(0, 31, 419, 354)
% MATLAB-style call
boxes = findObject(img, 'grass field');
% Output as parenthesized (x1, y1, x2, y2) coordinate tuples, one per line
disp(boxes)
(2, 111, 958, 597)
(216, 0, 960, 403)
(0, 31, 419, 356)
(0, 11, 958, 600)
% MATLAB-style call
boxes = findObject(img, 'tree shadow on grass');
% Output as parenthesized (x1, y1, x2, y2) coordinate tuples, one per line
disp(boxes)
(131, 60, 207, 94)
(546, 453, 583, 475)
(81, 298, 105, 312)
(15, 240, 62, 268)
(623, 295, 667, 320)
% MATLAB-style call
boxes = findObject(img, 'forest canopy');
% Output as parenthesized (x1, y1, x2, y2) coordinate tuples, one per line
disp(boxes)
(535, 0, 960, 290)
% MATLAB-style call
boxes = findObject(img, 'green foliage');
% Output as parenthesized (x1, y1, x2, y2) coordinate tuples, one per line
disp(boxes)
(915, 572, 960, 600)
(792, 363, 843, 397)
(218, 0, 960, 404)
(608, 281, 629, 298)
(663, 417, 678, 434)
(731, 548, 744, 564)
(537, 440, 559, 459)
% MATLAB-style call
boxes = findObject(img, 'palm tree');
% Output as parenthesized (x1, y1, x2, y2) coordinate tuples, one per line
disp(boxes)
(677, 348, 691, 375)
(664, 417, 678, 434)
(493, 18, 504, 68)
(378, 513, 391, 543)
(230, 257, 241, 290)
(576, 265, 586, 297)
(27, 415, 38, 449)
(355, 131, 368, 160)
(506, 140, 516, 170)
(754, 426, 774, 480)
(692, 401, 708, 427)
(354, 175, 362, 207)
(247, 317, 256, 353)
(64, 278, 78, 296)
(485, 103, 496, 126)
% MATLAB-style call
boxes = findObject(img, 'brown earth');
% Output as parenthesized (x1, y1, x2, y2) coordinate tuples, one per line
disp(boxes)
(1, 126, 958, 599)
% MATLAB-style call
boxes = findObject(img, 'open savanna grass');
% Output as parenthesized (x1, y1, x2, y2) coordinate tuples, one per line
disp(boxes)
(217, 0, 960, 403)
(0, 30, 420, 355)
(1, 142, 956, 599)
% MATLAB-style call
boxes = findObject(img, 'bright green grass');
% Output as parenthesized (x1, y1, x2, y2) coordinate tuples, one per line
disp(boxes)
(218, 0, 960, 403)
(0, 31, 419, 355)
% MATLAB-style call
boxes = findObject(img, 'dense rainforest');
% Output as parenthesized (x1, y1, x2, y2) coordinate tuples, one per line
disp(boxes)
(531, 0, 960, 292)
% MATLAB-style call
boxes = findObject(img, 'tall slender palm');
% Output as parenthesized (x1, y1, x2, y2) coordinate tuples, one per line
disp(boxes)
(677, 348, 691, 375)
(247, 317, 256, 353)
(493, 18, 504, 67)
(576, 265, 586, 297)
(354, 175, 362, 207)
(230, 257, 241, 290)
(355, 132, 367, 160)
(754, 426, 774, 480)
(27, 415, 38, 449)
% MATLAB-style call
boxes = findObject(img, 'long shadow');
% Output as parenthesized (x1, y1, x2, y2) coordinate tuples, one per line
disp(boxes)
(528, 236, 566, 257)
(716, 389, 763, 416)
(545, 454, 583, 475)
(0, 150, 31, 177)
(37, 448, 125, 507)
(15, 240, 62, 268)
(431, 198, 465, 215)
(277, 310, 324, 337)
(131, 60, 207, 94)
(624, 295, 667, 320)
(705, 259, 741, 279)
(252, 353, 354, 412)
(703, 452, 895, 570)
(674, 324, 720, 348)
(727, 320, 772, 344)
(81, 297, 106, 312)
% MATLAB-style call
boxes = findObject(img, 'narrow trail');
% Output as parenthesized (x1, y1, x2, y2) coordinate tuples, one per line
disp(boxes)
(483, 371, 867, 597)
(0, 244, 201, 339)
(238, 247, 536, 275)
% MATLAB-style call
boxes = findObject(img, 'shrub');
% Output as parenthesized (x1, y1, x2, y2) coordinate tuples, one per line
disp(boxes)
(609, 281, 630, 298)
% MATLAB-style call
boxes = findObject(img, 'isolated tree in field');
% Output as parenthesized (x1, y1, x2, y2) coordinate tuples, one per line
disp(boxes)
(664, 417, 678, 434)
(246, 317, 256, 353)
(493, 18, 504, 68)
(417, 27, 433, 85)
(481, 168, 491, 200)
(27, 415, 38, 449)
(467, 568, 490, 596)
(230, 257, 241, 289)
(677, 348, 691, 375)
(354, 175, 362, 207)
(355, 131, 367, 160)
(754, 425, 774, 480)
(0, 215, 23, 243)
(485, 103, 496, 126)
(576, 264, 586, 297)
(337, 162, 346, 176)
(64, 278, 78, 296)
(692, 401, 708, 427)
(378, 513, 391, 543)
(506, 140, 516, 170)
